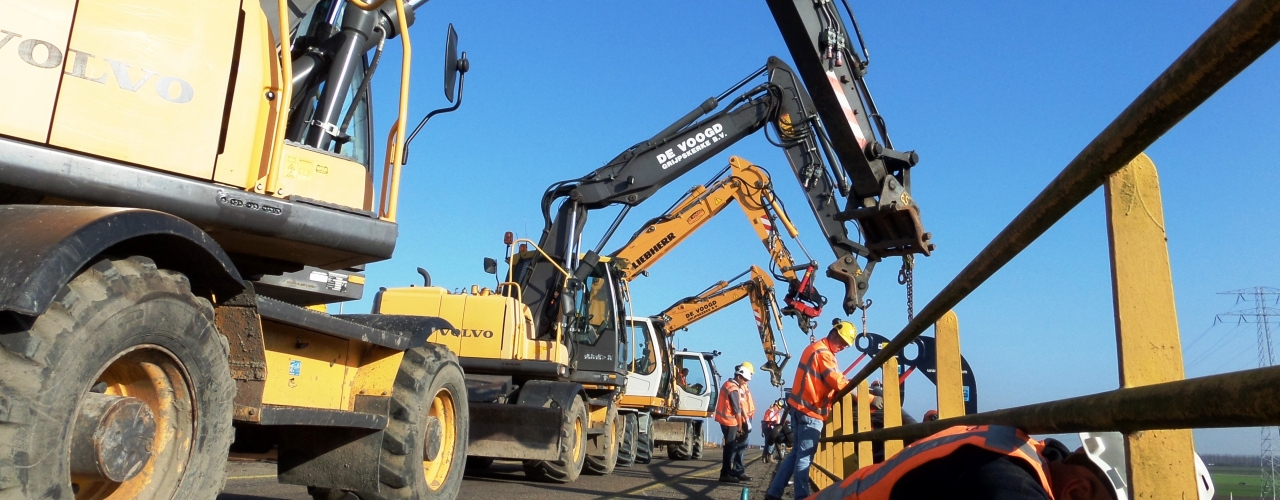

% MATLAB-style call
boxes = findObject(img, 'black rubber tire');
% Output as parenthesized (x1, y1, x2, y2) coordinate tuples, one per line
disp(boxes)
(315, 345, 469, 500)
(615, 413, 638, 467)
(635, 417, 653, 464)
(667, 423, 693, 460)
(583, 405, 620, 475)
(522, 395, 588, 483)
(0, 256, 234, 499)
(691, 423, 704, 459)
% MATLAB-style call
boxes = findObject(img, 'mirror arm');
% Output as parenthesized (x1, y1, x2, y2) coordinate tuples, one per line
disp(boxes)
(401, 69, 466, 165)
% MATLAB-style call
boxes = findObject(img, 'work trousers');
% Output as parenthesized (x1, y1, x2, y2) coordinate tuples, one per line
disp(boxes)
(766, 409, 823, 499)
(720, 424, 747, 478)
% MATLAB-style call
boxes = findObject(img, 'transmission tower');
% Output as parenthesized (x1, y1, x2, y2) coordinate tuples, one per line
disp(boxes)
(1216, 287, 1280, 500)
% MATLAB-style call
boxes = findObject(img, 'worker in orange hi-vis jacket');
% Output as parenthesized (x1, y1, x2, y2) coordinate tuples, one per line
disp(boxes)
(715, 362, 755, 483)
(806, 425, 1216, 500)
(765, 321, 855, 500)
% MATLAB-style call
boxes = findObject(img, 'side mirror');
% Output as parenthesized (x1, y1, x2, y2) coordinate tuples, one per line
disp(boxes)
(483, 257, 498, 275)
(444, 24, 459, 102)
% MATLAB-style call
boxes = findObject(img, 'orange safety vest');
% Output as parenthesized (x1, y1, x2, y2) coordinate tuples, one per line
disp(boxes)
(715, 378, 751, 426)
(809, 425, 1055, 500)
(786, 339, 848, 419)
(763, 406, 784, 425)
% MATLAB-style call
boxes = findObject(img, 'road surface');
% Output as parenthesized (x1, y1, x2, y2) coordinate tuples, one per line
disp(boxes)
(219, 450, 782, 499)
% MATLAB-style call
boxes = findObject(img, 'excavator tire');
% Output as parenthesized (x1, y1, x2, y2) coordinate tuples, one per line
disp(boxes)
(583, 405, 620, 475)
(667, 424, 693, 460)
(691, 423, 705, 459)
(615, 413, 638, 467)
(635, 417, 654, 464)
(0, 256, 234, 499)
(522, 394, 587, 483)
(312, 344, 469, 500)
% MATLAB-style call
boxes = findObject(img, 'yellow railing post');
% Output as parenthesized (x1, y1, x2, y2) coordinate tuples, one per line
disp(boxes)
(841, 391, 857, 474)
(934, 310, 965, 418)
(856, 381, 872, 469)
(1105, 153, 1197, 499)
(881, 357, 903, 458)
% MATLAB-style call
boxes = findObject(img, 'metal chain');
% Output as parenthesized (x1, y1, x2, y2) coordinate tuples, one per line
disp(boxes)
(860, 303, 868, 338)
(898, 255, 915, 321)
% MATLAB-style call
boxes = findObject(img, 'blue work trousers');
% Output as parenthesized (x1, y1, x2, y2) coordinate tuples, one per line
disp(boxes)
(766, 409, 823, 499)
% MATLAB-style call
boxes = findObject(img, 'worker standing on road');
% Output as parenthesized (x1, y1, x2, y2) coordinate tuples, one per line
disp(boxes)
(765, 321, 855, 500)
(716, 362, 756, 483)
(761, 400, 786, 463)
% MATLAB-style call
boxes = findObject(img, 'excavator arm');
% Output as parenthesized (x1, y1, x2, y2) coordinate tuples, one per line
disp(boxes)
(655, 266, 792, 387)
(610, 156, 825, 332)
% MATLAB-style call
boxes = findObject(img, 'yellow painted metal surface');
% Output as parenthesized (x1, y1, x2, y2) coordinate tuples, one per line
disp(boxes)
(619, 395, 664, 408)
(49, 0, 239, 179)
(673, 409, 711, 418)
(0, 0, 76, 142)
(378, 286, 567, 365)
(934, 310, 965, 418)
(856, 381, 872, 469)
(1105, 153, 1197, 499)
(213, 3, 279, 190)
(881, 357, 903, 458)
(261, 323, 351, 409)
(349, 346, 403, 400)
(275, 144, 369, 209)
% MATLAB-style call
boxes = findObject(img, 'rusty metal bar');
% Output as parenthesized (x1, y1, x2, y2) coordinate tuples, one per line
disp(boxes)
(823, 364, 1280, 444)
(835, 0, 1280, 400)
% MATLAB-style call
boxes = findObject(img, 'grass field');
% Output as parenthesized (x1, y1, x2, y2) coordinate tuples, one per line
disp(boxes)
(1209, 465, 1266, 500)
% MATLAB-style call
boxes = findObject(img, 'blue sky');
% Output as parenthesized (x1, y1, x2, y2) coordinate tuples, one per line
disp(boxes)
(346, 1, 1280, 454)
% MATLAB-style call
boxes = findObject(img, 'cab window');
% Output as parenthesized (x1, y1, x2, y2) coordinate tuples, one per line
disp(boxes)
(629, 320, 657, 376)
(676, 356, 708, 396)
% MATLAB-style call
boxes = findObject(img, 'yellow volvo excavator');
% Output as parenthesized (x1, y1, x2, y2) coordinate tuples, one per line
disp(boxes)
(0, 1, 474, 499)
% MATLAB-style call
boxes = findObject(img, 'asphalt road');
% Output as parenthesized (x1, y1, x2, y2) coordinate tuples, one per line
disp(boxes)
(219, 449, 778, 500)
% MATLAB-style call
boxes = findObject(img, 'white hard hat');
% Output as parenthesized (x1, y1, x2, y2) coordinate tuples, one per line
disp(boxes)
(1079, 432, 1128, 500)
(736, 363, 754, 381)
(1079, 432, 1214, 500)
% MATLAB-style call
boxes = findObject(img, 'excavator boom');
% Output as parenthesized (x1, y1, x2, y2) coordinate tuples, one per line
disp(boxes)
(655, 266, 791, 387)
(610, 156, 825, 331)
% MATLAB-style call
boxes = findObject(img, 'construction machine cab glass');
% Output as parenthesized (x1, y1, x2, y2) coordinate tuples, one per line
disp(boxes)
(565, 261, 630, 377)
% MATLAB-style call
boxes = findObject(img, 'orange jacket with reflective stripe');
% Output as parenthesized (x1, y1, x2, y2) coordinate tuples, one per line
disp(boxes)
(763, 406, 784, 425)
(715, 378, 754, 426)
(809, 425, 1054, 500)
(786, 339, 848, 420)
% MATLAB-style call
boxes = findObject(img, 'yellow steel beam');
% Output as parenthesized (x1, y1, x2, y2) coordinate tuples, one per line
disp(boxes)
(1105, 153, 1197, 499)
(881, 357, 903, 458)
(935, 310, 965, 418)
(856, 381, 872, 469)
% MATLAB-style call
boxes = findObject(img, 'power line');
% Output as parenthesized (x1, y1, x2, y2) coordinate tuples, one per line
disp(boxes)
(1217, 286, 1280, 500)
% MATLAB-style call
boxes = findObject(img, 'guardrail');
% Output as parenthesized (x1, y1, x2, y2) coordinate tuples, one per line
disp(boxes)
(807, 0, 1280, 496)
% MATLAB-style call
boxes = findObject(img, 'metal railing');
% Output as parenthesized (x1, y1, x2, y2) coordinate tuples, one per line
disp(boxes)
(807, 0, 1280, 496)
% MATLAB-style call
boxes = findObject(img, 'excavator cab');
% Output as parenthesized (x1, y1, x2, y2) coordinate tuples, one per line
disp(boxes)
(673, 351, 717, 415)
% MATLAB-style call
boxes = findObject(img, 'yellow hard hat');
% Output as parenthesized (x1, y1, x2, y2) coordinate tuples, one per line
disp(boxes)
(831, 321, 857, 345)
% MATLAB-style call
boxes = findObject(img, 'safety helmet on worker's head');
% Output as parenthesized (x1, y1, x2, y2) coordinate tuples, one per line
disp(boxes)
(735, 362, 754, 381)
(1076, 432, 1215, 500)
(830, 321, 857, 346)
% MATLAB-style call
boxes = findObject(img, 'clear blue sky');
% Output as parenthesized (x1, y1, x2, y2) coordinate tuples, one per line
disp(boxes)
(347, 1, 1280, 454)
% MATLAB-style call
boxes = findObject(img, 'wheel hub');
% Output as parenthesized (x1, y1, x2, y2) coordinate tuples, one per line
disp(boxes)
(70, 392, 157, 483)
(423, 416, 443, 462)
